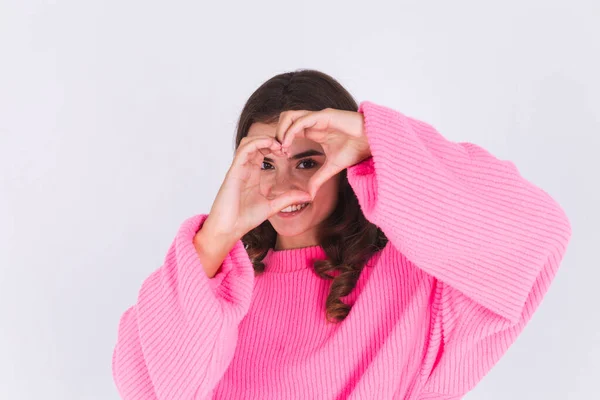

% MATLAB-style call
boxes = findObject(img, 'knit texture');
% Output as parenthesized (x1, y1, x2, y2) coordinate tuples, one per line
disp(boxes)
(112, 101, 572, 399)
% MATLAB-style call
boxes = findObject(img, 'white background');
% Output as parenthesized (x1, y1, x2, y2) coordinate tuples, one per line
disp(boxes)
(1, 0, 598, 399)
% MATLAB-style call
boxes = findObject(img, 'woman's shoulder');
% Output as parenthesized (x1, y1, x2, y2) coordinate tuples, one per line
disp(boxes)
(366, 241, 404, 268)
(366, 241, 434, 284)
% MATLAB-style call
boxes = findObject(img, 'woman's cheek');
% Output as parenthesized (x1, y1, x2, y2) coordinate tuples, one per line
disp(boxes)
(314, 175, 340, 209)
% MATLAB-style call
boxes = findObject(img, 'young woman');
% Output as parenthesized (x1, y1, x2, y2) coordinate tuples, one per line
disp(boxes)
(112, 69, 572, 399)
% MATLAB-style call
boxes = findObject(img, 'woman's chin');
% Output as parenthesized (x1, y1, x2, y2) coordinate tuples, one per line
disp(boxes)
(272, 227, 307, 238)
(269, 220, 311, 238)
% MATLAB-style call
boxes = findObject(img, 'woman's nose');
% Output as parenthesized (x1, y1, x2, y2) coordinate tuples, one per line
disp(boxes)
(266, 172, 304, 197)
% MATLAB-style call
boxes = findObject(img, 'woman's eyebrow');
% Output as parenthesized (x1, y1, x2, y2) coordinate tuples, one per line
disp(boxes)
(264, 149, 324, 162)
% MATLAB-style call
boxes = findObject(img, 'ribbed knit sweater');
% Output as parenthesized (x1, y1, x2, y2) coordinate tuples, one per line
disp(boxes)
(112, 101, 572, 399)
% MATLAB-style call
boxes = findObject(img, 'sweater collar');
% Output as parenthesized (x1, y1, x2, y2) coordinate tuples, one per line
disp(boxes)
(263, 245, 327, 273)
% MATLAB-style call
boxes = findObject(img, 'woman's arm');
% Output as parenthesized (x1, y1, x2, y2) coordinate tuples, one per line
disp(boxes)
(346, 101, 572, 395)
(112, 214, 255, 400)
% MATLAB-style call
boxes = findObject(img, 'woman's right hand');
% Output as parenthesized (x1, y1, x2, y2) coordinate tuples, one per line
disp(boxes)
(202, 135, 313, 242)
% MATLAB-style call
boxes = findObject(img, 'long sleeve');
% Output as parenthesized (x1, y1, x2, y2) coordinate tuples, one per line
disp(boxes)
(111, 214, 255, 400)
(346, 101, 572, 396)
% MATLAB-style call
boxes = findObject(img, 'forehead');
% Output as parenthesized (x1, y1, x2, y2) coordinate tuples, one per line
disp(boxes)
(247, 122, 276, 138)
(247, 122, 318, 148)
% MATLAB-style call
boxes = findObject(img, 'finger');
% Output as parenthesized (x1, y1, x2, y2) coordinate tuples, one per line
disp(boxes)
(268, 190, 313, 216)
(275, 110, 310, 153)
(235, 136, 280, 165)
(259, 139, 284, 157)
(307, 162, 343, 199)
(269, 141, 286, 157)
(282, 112, 331, 154)
(281, 116, 318, 154)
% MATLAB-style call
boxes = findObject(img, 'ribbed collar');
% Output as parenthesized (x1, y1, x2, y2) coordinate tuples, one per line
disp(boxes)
(262, 245, 327, 273)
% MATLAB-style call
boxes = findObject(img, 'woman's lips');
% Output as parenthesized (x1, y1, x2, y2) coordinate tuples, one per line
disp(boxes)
(277, 203, 310, 218)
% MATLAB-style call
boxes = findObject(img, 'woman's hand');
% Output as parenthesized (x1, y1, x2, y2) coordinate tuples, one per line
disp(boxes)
(203, 135, 313, 241)
(274, 108, 372, 199)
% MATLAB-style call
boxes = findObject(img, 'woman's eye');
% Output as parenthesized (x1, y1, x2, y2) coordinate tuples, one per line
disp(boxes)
(261, 159, 317, 170)
(298, 159, 317, 169)
(261, 161, 274, 170)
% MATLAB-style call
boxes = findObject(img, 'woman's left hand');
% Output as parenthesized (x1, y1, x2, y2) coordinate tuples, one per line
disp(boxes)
(274, 108, 372, 199)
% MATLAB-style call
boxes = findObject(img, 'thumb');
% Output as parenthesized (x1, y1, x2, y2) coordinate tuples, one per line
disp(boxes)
(307, 163, 341, 199)
(268, 190, 313, 216)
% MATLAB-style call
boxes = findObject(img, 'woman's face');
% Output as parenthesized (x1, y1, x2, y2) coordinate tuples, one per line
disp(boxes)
(246, 121, 340, 248)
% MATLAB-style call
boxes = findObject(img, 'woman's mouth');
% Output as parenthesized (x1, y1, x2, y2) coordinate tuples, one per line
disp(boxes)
(277, 202, 310, 218)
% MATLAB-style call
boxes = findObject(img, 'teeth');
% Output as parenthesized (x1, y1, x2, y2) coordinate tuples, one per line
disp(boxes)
(281, 203, 309, 213)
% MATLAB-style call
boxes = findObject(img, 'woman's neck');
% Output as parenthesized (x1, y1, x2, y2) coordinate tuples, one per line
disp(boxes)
(274, 232, 319, 250)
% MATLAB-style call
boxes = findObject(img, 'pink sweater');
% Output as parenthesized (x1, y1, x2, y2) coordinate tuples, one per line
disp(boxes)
(112, 101, 572, 399)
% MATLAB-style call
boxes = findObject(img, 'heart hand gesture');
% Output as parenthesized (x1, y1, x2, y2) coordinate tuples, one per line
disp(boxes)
(275, 108, 372, 199)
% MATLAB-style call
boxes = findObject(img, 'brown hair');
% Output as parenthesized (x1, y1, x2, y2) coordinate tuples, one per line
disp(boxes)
(234, 69, 388, 323)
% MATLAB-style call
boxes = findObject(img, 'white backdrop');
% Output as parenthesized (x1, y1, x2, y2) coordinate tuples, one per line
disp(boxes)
(1, 0, 598, 399)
